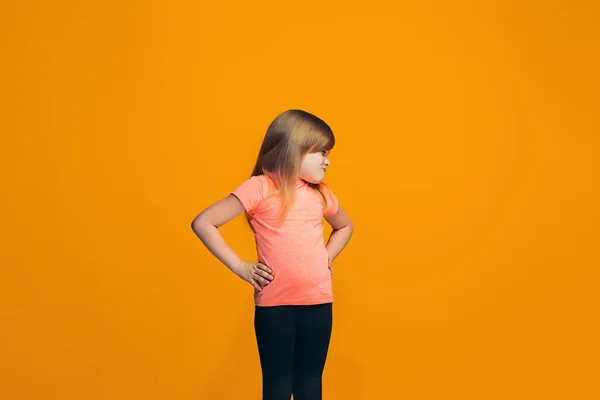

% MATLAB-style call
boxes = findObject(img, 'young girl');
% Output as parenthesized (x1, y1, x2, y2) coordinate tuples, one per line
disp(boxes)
(191, 109, 353, 400)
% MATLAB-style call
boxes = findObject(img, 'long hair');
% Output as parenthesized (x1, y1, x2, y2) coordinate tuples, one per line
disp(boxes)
(249, 109, 335, 223)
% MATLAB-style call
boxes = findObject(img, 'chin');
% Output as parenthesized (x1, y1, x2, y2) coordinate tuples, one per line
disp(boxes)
(300, 170, 325, 184)
(301, 175, 323, 184)
(311, 175, 325, 184)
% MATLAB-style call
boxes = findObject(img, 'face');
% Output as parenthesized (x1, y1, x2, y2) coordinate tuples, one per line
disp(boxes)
(298, 149, 331, 184)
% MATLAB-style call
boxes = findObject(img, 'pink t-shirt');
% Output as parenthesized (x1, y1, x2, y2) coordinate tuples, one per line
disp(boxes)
(231, 175, 339, 306)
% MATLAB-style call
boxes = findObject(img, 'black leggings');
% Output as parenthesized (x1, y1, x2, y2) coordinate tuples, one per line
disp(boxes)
(254, 302, 333, 400)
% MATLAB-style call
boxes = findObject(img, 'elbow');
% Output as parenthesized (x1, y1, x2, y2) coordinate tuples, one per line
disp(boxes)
(334, 221, 354, 234)
(191, 213, 210, 236)
(344, 218, 355, 236)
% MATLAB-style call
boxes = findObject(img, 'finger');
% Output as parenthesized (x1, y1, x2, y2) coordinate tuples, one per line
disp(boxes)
(255, 275, 271, 286)
(257, 269, 274, 280)
(254, 265, 273, 280)
(251, 281, 262, 291)
(256, 263, 273, 274)
(251, 276, 261, 289)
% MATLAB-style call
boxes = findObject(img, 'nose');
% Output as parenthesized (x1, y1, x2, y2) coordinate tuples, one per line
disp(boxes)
(324, 158, 330, 167)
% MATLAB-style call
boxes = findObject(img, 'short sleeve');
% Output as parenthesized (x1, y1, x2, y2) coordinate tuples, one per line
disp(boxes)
(321, 183, 339, 217)
(231, 176, 266, 214)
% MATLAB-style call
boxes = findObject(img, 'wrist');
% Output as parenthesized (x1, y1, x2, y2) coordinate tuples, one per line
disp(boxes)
(230, 259, 245, 277)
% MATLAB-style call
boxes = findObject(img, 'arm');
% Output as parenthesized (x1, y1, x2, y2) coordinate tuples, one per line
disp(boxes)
(325, 206, 354, 264)
(191, 194, 273, 291)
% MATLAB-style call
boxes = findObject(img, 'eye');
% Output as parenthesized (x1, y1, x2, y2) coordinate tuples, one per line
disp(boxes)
(321, 150, 329, 156)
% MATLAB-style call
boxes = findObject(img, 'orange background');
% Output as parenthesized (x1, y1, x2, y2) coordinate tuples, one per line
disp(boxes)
(2, 1, 599, 399)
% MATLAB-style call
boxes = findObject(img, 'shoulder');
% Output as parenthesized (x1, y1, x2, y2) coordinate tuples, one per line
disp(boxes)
(235, 174, 269, 190)
(231, 175, 270, 212)
(254, 174, 271, 186)
(319, 181, 336, 196)
(318, 182, 339, 216)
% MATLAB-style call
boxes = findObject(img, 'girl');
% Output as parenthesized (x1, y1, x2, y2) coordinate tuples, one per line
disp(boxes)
(191, 109, 353, 400)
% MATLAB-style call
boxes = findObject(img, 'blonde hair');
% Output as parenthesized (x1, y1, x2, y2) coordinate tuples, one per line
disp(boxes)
(250, 109, 335, 220)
